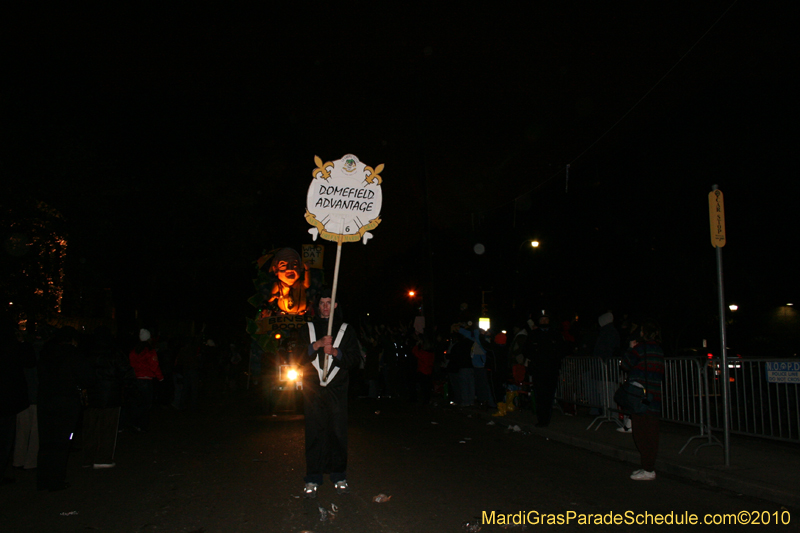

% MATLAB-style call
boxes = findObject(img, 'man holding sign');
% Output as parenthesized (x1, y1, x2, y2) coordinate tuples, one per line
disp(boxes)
(297, 289, 360, 498)
(297, 154, 384, 498)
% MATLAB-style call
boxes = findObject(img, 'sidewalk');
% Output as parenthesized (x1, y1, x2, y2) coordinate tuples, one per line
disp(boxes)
(480, 404, 800, 509)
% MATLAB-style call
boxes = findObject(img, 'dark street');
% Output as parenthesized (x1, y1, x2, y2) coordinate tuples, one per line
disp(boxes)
(3, 5, 797, 531)
(1, 391, 791, 532)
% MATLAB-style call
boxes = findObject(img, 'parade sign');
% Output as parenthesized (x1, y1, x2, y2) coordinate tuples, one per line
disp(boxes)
(709, 189, 726, 248)
(305, 153, 385, 381)
(765, 361, 800, 384)
(305, 154, 383, 244)
(302, 244, 324, 269)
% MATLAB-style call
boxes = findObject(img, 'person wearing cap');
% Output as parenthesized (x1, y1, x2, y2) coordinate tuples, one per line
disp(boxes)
(297, 290, 360, 499)
(127, 329, 163, 431)
(523, 310, 565, 427)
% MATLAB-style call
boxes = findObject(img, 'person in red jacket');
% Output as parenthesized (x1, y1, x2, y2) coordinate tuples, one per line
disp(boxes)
(412, 338, 435, 405)
(127, 329, 163, 431)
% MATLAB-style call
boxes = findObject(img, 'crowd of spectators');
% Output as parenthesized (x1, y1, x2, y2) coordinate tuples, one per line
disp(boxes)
(1, 303, 660, 491)
(1, 316, 247, 491)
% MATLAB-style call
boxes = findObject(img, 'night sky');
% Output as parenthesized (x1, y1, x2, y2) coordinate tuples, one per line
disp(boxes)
(3, 3, 796, 353)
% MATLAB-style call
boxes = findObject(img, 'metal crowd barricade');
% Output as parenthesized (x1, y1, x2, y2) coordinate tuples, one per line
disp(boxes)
(662, 357, 720, 454)
(705, 358, 800, 444)
(591, 358, 626, 430)
(555, 357, 622, 430)
(556, 356, 605, 416)
(557, 356, 722, 452)
(558, 355, 800, 448)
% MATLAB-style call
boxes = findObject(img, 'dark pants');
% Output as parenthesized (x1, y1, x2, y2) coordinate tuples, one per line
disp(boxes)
(174, 368, 200, 410)
(473, 367, 496, 407)
(303, 384, 348, 485)
(631, 413, 660, 471)
(1, 413, 16, 479)
(416, 372, 433, 405)
(130, 379, 154, 430)
(37, 400, 81, 490)
(82, 407, 120, 465)
(532, 369, 559, 426)
(447, 371, 462, 405)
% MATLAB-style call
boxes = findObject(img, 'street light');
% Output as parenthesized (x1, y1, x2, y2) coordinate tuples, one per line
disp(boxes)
(729, 304, 739, 312)
(517, 239, 540, 252)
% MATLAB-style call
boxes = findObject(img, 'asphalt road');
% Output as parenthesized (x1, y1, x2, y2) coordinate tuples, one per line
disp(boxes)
(1, 393, 793, 532)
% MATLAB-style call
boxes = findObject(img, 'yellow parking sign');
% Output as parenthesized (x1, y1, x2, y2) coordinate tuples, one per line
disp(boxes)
(708, 189, 726, 248)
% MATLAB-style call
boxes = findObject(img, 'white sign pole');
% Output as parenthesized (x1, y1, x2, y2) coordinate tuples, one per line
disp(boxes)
(323, 227, 345, 380)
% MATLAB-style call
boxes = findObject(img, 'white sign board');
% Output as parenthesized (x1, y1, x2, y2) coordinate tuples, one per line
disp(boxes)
(305, 154, 383, 244)
(765, 361, 800, 384)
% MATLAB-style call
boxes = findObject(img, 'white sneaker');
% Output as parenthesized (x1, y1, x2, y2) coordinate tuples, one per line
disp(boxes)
(630, 470, 656, 481)
(303, 482, 318, 498)
(334, 480, 350, 494)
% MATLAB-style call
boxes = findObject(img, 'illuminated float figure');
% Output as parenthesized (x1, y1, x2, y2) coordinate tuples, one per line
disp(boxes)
(267, 247, 310, 315)
(246, 247, 318, 414)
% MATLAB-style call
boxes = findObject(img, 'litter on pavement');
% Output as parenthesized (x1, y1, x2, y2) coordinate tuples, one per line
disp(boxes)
(462, 518, 482, 531)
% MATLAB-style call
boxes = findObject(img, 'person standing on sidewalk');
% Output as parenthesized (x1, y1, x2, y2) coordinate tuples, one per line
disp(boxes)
(459, 324, 496, 409)
(524, 310, 565, 427)
(128, 329, 163, 431)
(620, 319, 665, 481)
(82, 327, 132, 469)
(1, 318, 30, 485)
(36, 326, 83, 491)
(297, 290, 361, 498)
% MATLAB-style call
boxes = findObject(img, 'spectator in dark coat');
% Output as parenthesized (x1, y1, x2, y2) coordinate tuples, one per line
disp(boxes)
(37, 326, 83, 491)
(82, 327, 132, 468)
(524, 311, 565, 427)
(1, 318, 30, 485)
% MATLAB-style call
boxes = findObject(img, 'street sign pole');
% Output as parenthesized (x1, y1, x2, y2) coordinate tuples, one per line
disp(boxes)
(709, 184, 730, 466)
